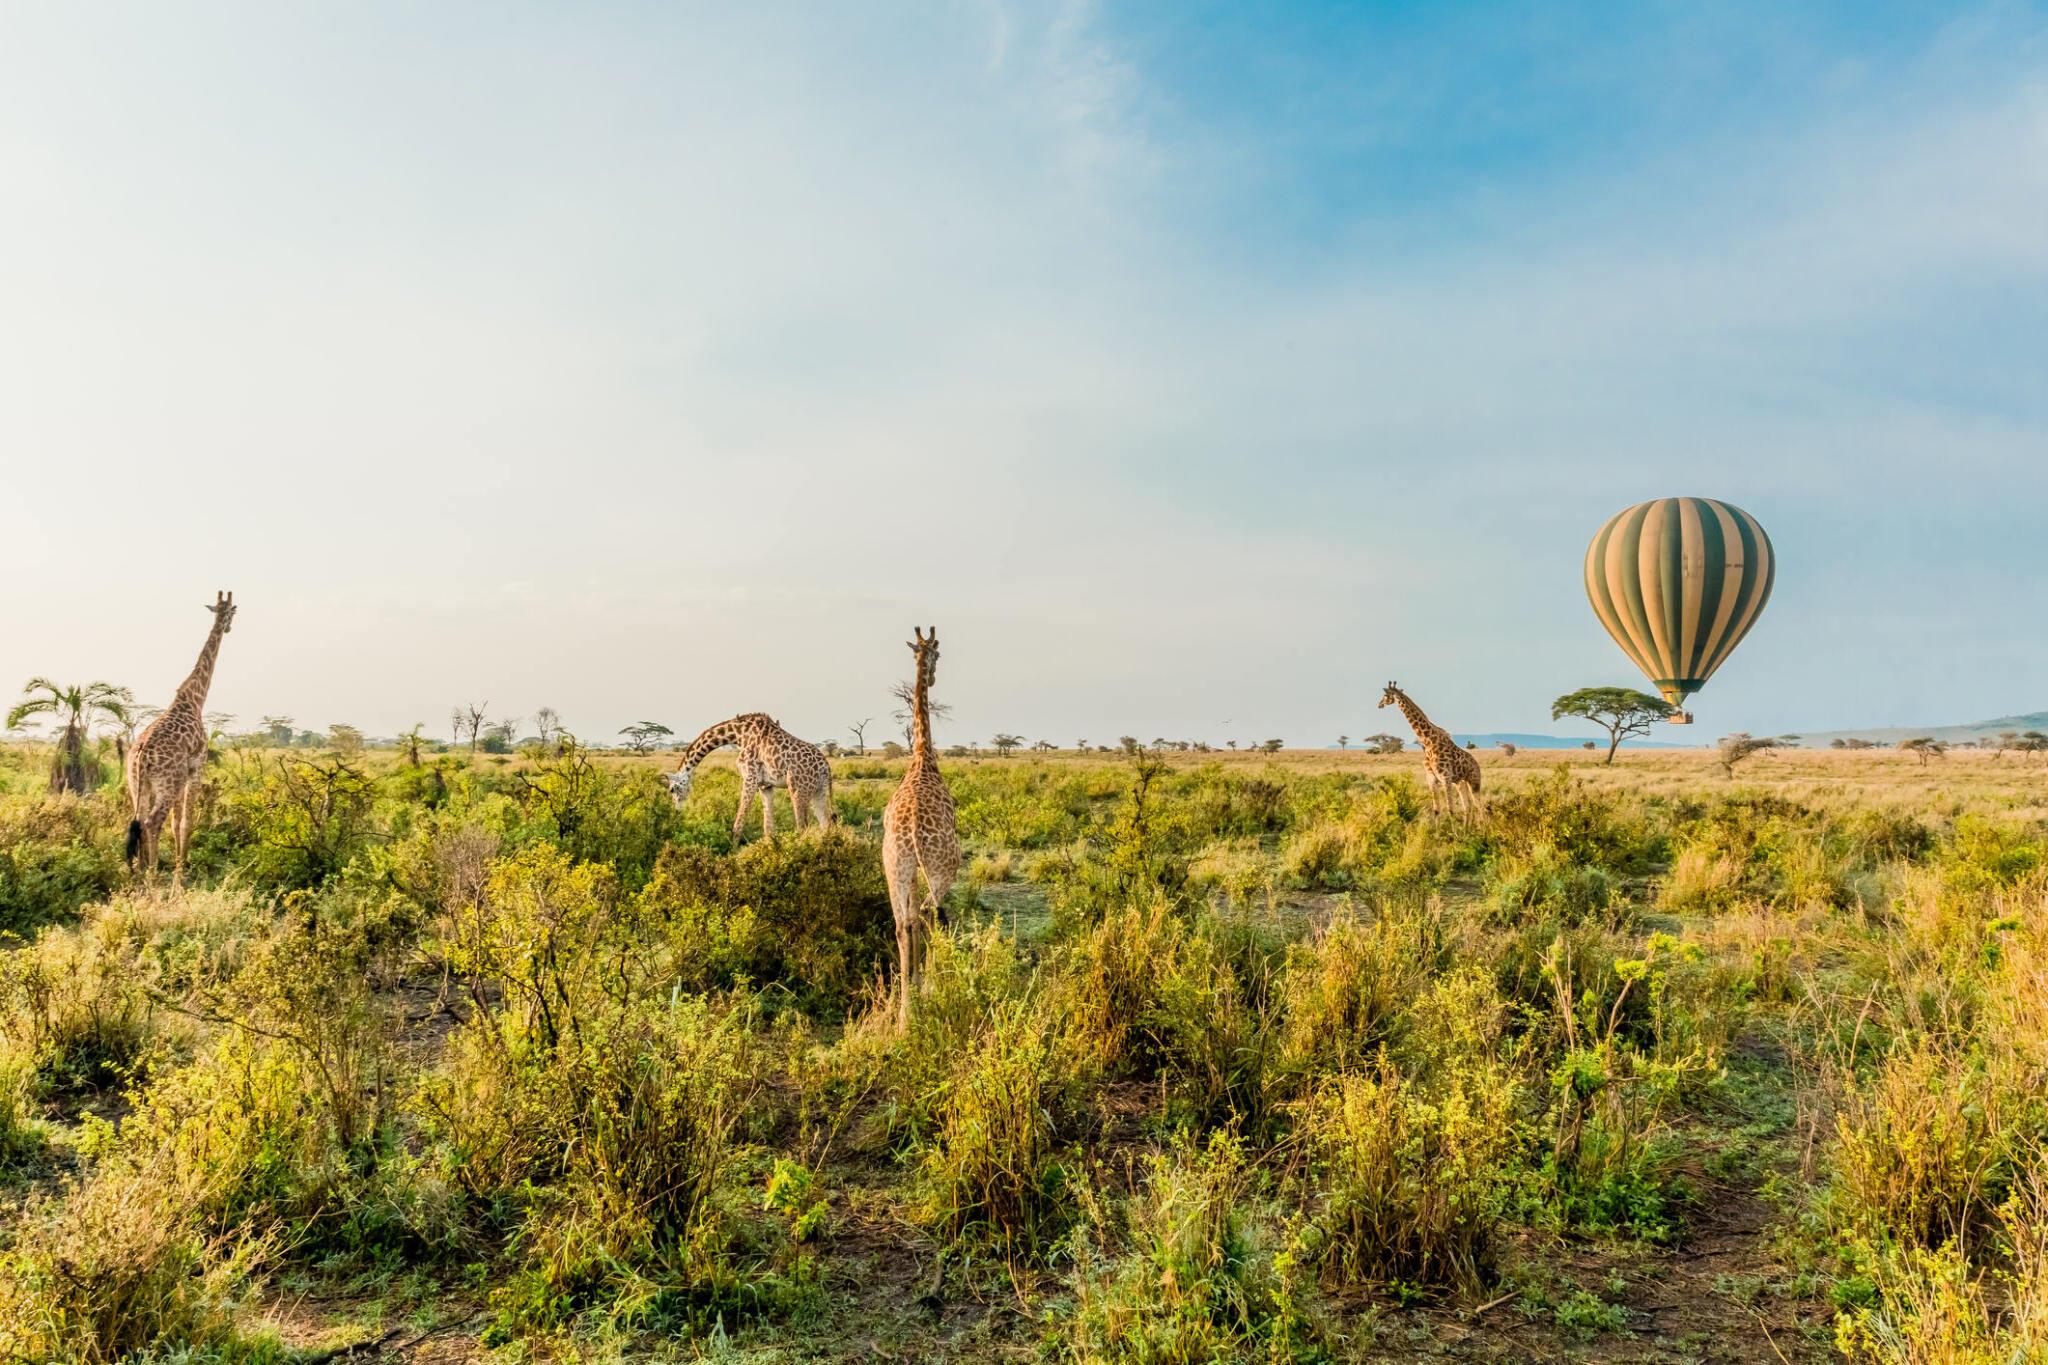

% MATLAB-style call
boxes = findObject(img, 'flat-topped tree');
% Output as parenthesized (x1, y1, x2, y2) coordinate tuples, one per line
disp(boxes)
(1552, 686, 1678, 765)
(618, 721, 672, 754)
(1899, 737, 1947, 766)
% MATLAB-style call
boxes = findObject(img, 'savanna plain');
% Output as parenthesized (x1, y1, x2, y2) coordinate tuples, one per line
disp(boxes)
(2, 740, 2045, 1364)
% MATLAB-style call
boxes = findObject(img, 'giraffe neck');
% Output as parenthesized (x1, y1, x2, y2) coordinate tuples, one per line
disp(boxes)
(910, 668, 934, 761)
(1393, 691, 1444, 745)
(678, 718, 746, 773)
(166, 619, 227, 722)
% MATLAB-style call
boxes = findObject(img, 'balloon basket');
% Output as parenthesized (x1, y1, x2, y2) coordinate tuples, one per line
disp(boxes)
(1667, 711, 1694, 725)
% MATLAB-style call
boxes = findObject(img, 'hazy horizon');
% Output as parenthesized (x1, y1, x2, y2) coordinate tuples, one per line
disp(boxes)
(5, 2, 2043, 747)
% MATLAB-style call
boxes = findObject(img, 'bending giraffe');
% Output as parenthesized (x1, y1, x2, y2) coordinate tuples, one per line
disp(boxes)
(1378, 681, 1484, 820)
(127, 592, 237, 878)
(662, 713, 833, 843)
(882, 627, 960, 1029)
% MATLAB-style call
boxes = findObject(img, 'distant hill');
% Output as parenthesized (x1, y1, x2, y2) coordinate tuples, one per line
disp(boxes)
(1786, 712, 2048, 748)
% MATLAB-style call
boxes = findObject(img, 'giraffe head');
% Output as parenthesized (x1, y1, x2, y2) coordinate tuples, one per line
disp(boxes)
(908, 626, 940, 689)
(662, 766, 693, 807)
(208, 591, 237, 633)
(1378, 681, 1402, 709)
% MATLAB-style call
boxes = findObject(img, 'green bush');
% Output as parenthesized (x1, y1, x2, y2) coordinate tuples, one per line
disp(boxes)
(1068, 1133, 1316, 1363)
(637, 828, 893, 1017)
(1302, 1058, 1518, 1291)
(0, 797, 125, 936)
(915, 996, 1078, 1260)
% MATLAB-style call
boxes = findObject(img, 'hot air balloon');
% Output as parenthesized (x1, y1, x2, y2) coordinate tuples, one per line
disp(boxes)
(1584, 497, 1774, 723)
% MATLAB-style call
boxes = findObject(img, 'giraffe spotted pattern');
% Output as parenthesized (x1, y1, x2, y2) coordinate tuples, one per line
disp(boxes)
(882, 626, 960, 1029)
(664, 713, 834, 843)
(127, 591, 236, 878)
(1380, 680, 1484, 821)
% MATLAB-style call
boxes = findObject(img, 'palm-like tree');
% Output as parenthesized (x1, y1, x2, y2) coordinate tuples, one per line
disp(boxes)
(7, 678, 133, 795)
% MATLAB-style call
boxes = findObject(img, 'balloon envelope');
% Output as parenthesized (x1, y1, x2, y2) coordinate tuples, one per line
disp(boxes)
(1584, 497, 1775, 706)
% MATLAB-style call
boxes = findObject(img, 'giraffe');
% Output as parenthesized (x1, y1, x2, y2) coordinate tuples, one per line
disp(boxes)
(663, 713, 833, 843)
(882, 627, 959, 1029)
(126, 591, 236, 878)
(1378, 681, 1484, 820)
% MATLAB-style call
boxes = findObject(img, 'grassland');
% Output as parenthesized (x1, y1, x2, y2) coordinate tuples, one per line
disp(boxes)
(0, 739, 2044, 1363)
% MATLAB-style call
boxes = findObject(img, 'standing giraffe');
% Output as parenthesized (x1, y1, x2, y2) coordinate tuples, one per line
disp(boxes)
(662, 713, 833, 843)
(882, 627, 959, 1029)
(1378, 681, 1484, 820)
(126, 592, 236, 877)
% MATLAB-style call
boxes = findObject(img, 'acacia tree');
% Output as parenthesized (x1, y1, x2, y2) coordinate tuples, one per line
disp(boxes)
(1719, 732, 1779, 776)
(991, 734, 1024, 757)
(1899, 737, 1947, 766)
(1363, 734, 1403, 755)
(1551, 686, 1678, 765)
(618, 721, 672, 754)
(8, 679, 133, 795)
(1259, 738, 1283, 754)
(848, 718, 872, 756)
(1336, 734, 1349, 749)
(261, 715, 296, 747)
(534, 707, 565, 752)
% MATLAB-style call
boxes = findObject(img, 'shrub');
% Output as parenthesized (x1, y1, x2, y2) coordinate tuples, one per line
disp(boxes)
(0, 796, 125, 936)
(0, 1163, 268, 1365)
(916, 997, 1078, 1260)
(1052, 898, 1185, 1079)
(0, 1052, 46, 1178)
(0, 917, 159, 1096)
(1275, 902, 1444, 1081)
(1831, 1041, 2006, 1251)
(1486, 842, 1622, 926)
(1302, 1058, 1517, 1291)
(637, 829, 893, 1017)
(1068, 1133, 1315, 1363)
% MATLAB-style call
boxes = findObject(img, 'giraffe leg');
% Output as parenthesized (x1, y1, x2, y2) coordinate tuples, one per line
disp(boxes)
(172, 782, 196, 885)
(143, 807, 172, 881)
(760, 786, 776, 837)
(733, 774, 757, 844)
(882, 835, 919, 1030)
(787, 779, 806, 831)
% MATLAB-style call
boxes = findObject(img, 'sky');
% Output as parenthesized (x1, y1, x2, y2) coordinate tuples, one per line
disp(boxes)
(1, 1, 2043, 749)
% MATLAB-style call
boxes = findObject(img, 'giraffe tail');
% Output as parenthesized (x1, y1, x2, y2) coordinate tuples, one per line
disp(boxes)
(126, 818, 143, 866)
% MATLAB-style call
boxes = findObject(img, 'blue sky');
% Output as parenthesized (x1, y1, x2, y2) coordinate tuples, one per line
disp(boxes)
(1, 2, 2042, 747)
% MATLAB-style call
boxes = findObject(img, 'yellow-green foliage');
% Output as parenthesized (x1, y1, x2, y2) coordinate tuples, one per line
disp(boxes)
(636, 829, 893, 1015)
(0, 795, 126, 935)
(1275, 901, 1443, 1079)
(0, 1160, 269, 1365)
(1068, 1133, 1312, 1364)
(1, 745, 2045, 1359)
(1303, 1056, 1518, 1290)
(916, 996, 1077, 1259)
